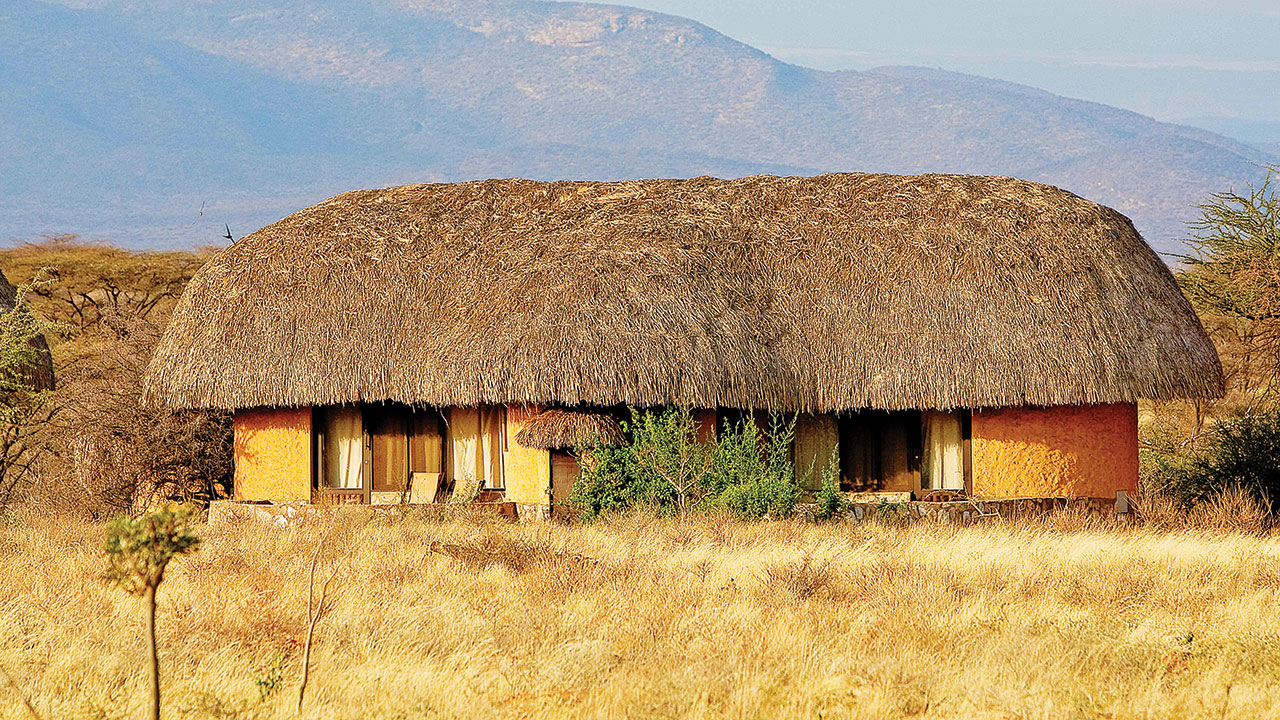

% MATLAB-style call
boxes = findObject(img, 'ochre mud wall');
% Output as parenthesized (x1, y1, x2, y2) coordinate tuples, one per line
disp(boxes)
(971, 403, 1138, 498)
(233, 407, 313, 502)
(503, 404, 551, 506)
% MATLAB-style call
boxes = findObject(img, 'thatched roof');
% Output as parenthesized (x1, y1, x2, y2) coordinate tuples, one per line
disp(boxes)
(515, 409, 625, 450)
(0, 271, 54, 392)
(145, 173, 1222, 412)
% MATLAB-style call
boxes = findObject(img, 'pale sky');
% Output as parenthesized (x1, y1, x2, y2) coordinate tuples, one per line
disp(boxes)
(622, 0, 1280, 144)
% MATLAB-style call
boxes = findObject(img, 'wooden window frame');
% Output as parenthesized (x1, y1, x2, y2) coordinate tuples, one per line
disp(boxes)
(313, 403, 448, 504)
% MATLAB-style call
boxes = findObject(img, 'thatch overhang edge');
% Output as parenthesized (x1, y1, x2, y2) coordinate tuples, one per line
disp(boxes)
(142, 172, 1225, 412)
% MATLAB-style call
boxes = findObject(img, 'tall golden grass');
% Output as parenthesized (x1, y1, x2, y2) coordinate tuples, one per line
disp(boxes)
(2, 510, 1279, 719)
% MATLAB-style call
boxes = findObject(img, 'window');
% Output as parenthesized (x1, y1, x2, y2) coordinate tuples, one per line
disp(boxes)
(313, 403, 449, 503)
(838, 410, 921, 492)
(921, 410, 966, 492)
(836, 409, 970, 495)
(319, 405, 362, 491)
(444, 406, 506, 491)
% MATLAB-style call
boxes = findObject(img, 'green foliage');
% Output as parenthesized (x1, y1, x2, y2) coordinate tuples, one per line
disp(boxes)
(813, 450, 850, 521)
(715, 474, 801, 520)
(0, 277, 54, 398)
(103, 504, 202, 595)
(0, 273, 61, 507)
(1177, 166, 1280, 400)
(708, 413, 801, 519)
(570, 407, 801, 521)
(253, 652, 286, 701)
(1152, 411, 1280, 512)
(569, 407, 700, 519)
(871, 498, 910, 525)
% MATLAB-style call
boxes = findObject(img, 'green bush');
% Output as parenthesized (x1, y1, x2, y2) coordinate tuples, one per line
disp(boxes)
(570, 407, 801, 520)
(813, 450, 849, 521)
(569, 407, 705, 520)
(710, 413, 801, 519)
(1152, 411, 1280, 512)
(716, 474, 801, 520)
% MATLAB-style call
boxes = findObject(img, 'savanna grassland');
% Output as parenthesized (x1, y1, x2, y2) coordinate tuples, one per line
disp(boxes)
(2, 511, 1279, 720)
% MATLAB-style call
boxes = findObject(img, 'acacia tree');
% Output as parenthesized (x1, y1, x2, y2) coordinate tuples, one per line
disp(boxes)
(103, 505, 201, 720)
(0, 235, 206, 332)
(0, 273, 61, 507)
(63, 312, 233, 513)
(1178, 166, 1280, 410)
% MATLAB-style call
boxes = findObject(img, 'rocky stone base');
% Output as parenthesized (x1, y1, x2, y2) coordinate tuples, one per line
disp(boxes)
(210, 494, 1129, 528)
(830, 494, 1128, 525)
(207, 499, 523, 527)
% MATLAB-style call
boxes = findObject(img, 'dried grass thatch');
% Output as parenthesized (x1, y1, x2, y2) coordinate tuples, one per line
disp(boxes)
(514, 409, 625, 450)
(0, 271, 54, 391)
(144, 173, 1223, 412)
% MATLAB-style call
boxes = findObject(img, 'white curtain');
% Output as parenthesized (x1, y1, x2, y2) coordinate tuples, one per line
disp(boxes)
(478, 407, 504, 489)
(448, 407, 505, 490)
(323, 406, 363, 490)
(924, 410, 964, 491)
(448, 407, 479, 489)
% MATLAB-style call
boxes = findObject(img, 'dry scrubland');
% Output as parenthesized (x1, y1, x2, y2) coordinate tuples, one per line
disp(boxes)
(3, 512, 1280, 720)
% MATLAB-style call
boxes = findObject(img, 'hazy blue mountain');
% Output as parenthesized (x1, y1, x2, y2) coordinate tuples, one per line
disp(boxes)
(1256, 143, 1280, 158)
(3, 0, 1274, 254)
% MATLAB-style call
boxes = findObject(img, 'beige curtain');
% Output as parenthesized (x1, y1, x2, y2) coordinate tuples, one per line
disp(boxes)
(447, 407, 478, 488)
(478, 406, 504, 489)
(447, 407, 506, 490)
(923, 410, 964, 491)
(323, 406, 363, 489)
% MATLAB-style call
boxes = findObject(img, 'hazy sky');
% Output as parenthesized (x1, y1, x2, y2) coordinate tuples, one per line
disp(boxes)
(623, 0, 1280, 144)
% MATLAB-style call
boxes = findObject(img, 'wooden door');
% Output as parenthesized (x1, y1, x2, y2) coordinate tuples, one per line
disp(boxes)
(551, 450, 580, 520)
(368, 406, 409, 504)
(408, 409, 445, 503)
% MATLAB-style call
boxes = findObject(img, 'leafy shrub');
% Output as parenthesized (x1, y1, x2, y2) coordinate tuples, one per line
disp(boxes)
(570, 407, 801, 520)
(569, 407, 705, 519)
(715, 474, 801, 520)
(813, 450, 849, 521)
(0, 273, 61, 509)
(1152, 411, 1280, 513)
(103, 504, 202, 720)
(710, 414, 801, 519)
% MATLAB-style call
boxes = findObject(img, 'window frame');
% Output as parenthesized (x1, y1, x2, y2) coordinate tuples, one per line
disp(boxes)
(313, 403, 450, 504)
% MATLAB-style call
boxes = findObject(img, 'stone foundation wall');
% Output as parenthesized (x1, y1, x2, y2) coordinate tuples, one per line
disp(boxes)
(207, 499, 522, 527)
(830, 494, 1128, 525)
(210, 495, 1127, 528)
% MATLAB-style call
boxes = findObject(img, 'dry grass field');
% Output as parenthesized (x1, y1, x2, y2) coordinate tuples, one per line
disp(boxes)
(2, 510, 1279, 719)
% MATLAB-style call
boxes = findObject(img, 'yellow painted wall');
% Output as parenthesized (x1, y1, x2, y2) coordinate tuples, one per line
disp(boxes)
(971, 403, 1138, 498)
(794, 413, 838, 491)
(234, 407, 313, 502)
(504, 405, 551, 506)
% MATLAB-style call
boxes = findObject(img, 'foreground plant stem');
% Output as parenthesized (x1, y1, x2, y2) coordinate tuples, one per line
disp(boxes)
(145, 584, 159, 720)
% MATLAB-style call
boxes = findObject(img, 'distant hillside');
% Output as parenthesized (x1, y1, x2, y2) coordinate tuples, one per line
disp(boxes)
(3, 0, 1274, 255)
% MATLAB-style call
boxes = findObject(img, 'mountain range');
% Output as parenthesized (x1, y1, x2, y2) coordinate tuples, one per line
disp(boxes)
(2, 0, 1276, 255)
